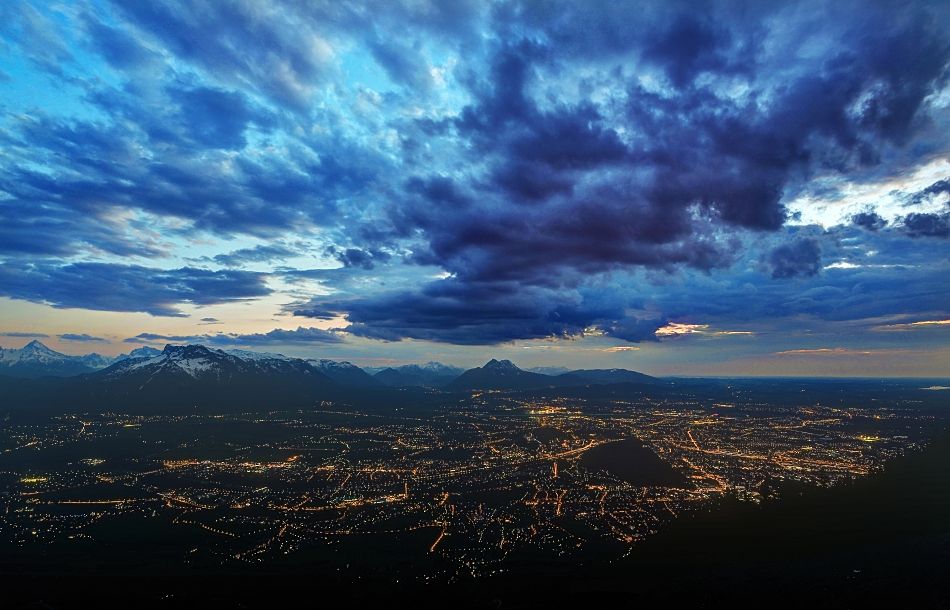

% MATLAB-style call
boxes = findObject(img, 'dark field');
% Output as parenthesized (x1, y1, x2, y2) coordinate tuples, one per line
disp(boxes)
(580, 437, 689, 487)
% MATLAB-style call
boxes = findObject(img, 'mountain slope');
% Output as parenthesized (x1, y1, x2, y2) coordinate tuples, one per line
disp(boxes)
(308, 359, 382, 387)
(80, 345, 339, 409)
(374, 362, 464, 388)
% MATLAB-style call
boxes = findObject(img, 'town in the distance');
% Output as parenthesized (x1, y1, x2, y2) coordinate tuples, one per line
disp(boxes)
(2, 339, 948, 604)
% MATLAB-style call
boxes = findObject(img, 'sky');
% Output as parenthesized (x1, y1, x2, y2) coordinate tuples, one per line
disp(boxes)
(0, 0, 948, 377)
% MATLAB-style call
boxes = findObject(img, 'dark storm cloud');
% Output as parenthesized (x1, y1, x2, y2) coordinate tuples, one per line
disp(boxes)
(902, 212, 950, 238)
(381, 2, 946, 276)
(852, 211, 888, 231)
(303, 286, 584, 345)
(601, 317, 666, 343)
(209, 245, 298, 267)
(295, 277, 663, 345)
(330, 1, 947, 343)
(642, 14, 747, 88)
(2, 1, 948, 344)
(768, 238, 822, 279)
(0, 263, 271, 316)
(326, 246, 391, 270)
(59, 333, 108, 343)
(405, 176, 472, 207)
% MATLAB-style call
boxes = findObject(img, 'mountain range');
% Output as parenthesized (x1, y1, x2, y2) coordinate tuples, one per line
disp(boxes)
(0, 340, 163, 378)
(78, 344, 338, 409)
(372, 362, 466, 388)
(0, 340, 658, 410)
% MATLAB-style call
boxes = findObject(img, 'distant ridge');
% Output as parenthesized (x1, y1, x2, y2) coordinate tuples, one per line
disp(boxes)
(374, 362, 465, 388)
(0, 340, 659, 398)
(308, 359, 383, 387)
(447, 359, 658, 391)
(0, 341, 170, 379)
(558, 368, 657, 385)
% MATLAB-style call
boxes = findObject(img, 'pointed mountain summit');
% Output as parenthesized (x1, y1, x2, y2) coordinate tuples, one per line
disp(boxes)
(0, 340, 100, 378)
(482, 358, 520, 372)
(20, 339, 61, 358)
(446, 359, 555, 391)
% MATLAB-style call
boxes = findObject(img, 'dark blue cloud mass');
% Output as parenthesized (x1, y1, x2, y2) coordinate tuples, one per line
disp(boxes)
(852, 211, 888, 232)
(0, 0, 948, 348)
(903, 212, 950, 238)
(0, 332, 50, 338)
(768, 239, 823, 279)
(0, 262, 271, 317)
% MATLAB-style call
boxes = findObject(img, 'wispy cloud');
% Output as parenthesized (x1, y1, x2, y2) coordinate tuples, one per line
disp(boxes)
(59, 333, 108, 342)
(0, 331, 49, 338)
(873, 319, 950, 332)
(656, 323, 753, 338)
(775, 348, 906, 356)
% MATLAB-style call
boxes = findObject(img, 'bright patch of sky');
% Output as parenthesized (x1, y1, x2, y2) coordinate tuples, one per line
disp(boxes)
(787, 157, 950, 228)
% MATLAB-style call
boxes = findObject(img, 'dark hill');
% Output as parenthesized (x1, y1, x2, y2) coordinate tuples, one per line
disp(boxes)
(446, 359, 557, 391)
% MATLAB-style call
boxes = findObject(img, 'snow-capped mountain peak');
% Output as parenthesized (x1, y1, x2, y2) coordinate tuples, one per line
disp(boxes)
(224, 349, 289, 362)
(127, 346, 162, 360)
(15, 340, 66, 362)
(0, 340, 100, 378)
(418, 361, 463, 374)
(1, 340, 69, 366)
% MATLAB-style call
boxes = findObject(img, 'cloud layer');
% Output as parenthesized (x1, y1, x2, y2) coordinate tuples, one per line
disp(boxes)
(0, 0, 947, 354)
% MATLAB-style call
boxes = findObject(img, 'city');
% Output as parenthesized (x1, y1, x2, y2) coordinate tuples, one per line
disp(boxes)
(2, 386, 940, 583)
